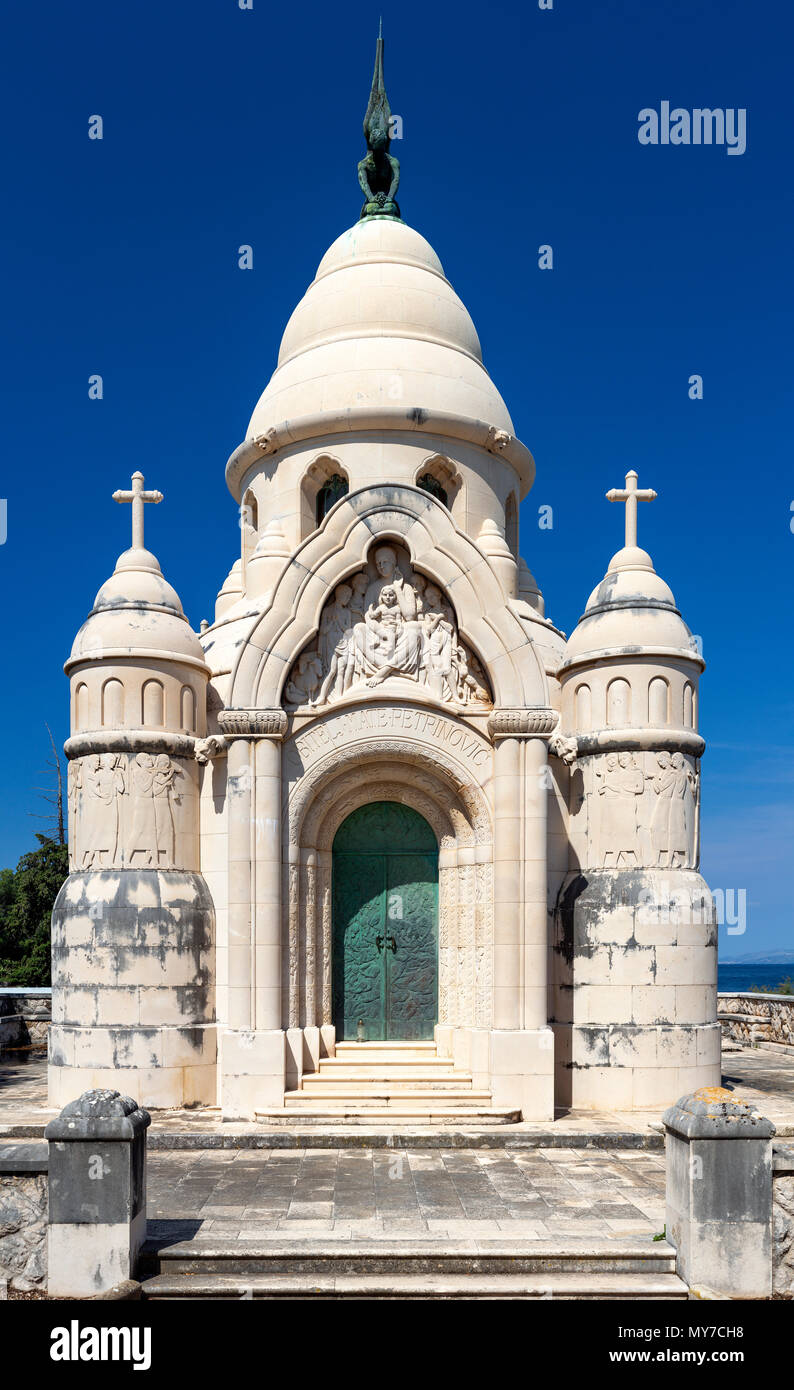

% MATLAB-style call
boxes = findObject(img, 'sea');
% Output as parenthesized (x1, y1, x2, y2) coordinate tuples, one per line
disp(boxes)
(718, 963, 794, 994)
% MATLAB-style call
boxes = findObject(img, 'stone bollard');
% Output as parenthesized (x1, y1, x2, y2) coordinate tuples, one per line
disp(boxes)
(662, 1085, 775, 1299)
(45, 1089, 150, 1298)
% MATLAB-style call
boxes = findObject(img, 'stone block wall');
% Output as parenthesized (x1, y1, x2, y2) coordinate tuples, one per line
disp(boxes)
(0, 1144, 48, 1292)
(0, 989, 51, 1051)
(720, 992, 794, 1052)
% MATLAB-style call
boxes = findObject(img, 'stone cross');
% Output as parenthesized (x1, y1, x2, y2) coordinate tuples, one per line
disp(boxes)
(606, 469, 657, 549)
(112, 471, 163, 550)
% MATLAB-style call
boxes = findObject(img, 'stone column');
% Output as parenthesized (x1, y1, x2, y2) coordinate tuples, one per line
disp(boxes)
(487, 710, 557, 1121)
(254, 732, 283, 1031)
(226, 735, 253, 1030)
(46, 1089, 150, 1298)
(218, 710, 288, 1119)
(523, 735, 548, 1031)
(663, 1086, 775, 1298)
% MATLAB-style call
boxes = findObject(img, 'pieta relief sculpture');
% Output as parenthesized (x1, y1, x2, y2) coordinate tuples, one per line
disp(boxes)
(284, 543, 492, 710)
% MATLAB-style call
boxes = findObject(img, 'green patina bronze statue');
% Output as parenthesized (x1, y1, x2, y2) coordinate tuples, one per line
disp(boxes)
(358, 22, 401, 220)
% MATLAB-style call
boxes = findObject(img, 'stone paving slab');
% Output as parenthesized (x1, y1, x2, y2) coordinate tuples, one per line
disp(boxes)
(143, 1146, 667, 1241)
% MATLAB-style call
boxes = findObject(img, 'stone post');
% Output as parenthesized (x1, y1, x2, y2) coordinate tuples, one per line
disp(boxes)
(45, 1089, 150, 1298)
(663, 1086, 775, 1299)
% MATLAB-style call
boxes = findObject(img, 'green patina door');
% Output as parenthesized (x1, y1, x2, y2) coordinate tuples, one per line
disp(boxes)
(332, 802, 439, 1042)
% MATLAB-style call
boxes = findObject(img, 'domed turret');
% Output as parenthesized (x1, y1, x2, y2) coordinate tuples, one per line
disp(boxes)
(552, 470, 719, 1113)
(51, 472, 216, 1112)
(559, 471, 704, 748)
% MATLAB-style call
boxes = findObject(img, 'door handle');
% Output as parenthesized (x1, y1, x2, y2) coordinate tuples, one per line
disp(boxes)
(375, 935, 384, 953)
(385, 935, 396, 953)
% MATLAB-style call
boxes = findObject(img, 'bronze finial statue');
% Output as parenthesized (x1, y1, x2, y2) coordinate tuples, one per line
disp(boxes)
(358, 21, 401, 220)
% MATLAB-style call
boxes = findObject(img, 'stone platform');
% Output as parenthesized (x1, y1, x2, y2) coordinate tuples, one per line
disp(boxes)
(3, 1045, 793, 1146)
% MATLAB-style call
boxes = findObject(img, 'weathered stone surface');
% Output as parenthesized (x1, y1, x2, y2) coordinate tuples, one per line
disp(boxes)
(773, 1148, 794, 1297)
(720, 993, 794, 1050)
(0, 1173, 47, 1290)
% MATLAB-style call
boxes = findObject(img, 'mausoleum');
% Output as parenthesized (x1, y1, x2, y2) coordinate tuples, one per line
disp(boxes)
(49, 34, 719, 1121)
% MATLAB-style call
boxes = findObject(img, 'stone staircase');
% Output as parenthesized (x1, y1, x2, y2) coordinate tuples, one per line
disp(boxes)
(255, 1042, 519, 1125)
(140, 1235, 687, 1300)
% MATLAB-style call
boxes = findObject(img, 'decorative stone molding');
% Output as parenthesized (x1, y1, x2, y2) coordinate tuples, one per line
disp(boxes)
(65, 730, 197, 760)
(485, 426, 512, 454)
(194, 734, 228, 764)
(488, 708, 559, 740)
(225, 409, 535, 501)
(573, 728, 706, 758)
(218, 709, 288, 739)
(549, 733, 578, 766)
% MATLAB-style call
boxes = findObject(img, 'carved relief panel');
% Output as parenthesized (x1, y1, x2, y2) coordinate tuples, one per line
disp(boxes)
(67, 752, 198, 872)
(283, 542, 492, 710)
(570, 750, 700, 871)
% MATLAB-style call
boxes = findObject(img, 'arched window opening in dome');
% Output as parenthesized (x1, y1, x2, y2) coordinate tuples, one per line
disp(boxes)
(414, 456, 461, 515)
(315, 474, 349, 526)
(417, 473, 449, 508)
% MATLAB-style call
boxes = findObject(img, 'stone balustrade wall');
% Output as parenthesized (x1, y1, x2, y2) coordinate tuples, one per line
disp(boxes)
(718, 991, 794, 1052)
(0, 989, 51, 1051)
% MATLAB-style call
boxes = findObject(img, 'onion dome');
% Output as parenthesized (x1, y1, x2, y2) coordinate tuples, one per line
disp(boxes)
(245, 216, 514, 441)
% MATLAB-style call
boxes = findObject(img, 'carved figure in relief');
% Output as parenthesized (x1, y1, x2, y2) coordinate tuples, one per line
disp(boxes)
(285, 651, 323, 706)
(129, 752, 181, 866)
(284, 543, 492, 709)
(81, 752, 125, 867)
(596, 751, 643, 866)
(67, 760, 82, 868)
(648, 751, 696, 868)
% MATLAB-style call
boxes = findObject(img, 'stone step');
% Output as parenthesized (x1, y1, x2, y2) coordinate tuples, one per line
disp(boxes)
(317, 1059, 458, 1074)
(141, 1270, 688, 1299)
(331, 1044, 439, 1064)
(145, 1237, 679, 1279)
(300, 1073, 473, 1091)
(284, 1089, 490, 1106)
(255, 1106, 519, 1125)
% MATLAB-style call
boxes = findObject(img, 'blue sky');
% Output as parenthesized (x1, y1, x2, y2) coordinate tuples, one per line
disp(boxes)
(1, 0, 791, 957)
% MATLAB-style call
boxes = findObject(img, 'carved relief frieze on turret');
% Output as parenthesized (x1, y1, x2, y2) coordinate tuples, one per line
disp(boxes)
(67, 751, 197, 872)
(283, 542, 492, 710)
(570, 749, 701, 872)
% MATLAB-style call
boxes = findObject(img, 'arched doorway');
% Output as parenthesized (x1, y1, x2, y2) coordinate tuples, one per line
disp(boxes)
(332, 801, 439, 1041)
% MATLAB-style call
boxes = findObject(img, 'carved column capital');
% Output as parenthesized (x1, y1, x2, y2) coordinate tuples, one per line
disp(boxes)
(218, 709, 288, 740)
(488, 708, 559, 741)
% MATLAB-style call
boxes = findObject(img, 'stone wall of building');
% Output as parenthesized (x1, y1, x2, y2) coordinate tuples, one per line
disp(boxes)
(719, 992, 794, 1051)
(0, 1145, 48, 1292)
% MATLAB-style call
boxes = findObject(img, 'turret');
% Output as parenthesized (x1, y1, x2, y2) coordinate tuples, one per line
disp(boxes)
(552, 471, 720, 1110)
(50, 473, 217, 1109)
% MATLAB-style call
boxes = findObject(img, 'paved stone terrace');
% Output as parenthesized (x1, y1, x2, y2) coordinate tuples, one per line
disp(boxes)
(2, 1046, 794, 1140)
(146, 1147, 667, 1241)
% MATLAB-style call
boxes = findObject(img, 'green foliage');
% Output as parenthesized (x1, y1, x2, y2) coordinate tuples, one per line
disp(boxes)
(0, 835, 68, 985)
(751, 977, 794, 996)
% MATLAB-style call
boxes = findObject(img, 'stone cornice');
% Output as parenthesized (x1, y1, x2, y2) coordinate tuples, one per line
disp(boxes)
(488, 708, 559, 740)
(64, 731, 198, 760)
(569, 727, 706, 758)
(225, 408, 535, 501)
(218, 709, 288, 739)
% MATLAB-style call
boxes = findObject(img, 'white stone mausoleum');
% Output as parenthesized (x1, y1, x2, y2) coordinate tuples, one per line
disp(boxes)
(49, 39, 719, 1122)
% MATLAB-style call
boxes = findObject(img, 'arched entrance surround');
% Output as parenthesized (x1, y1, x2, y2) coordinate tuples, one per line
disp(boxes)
(284, 740, 494, 1038)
